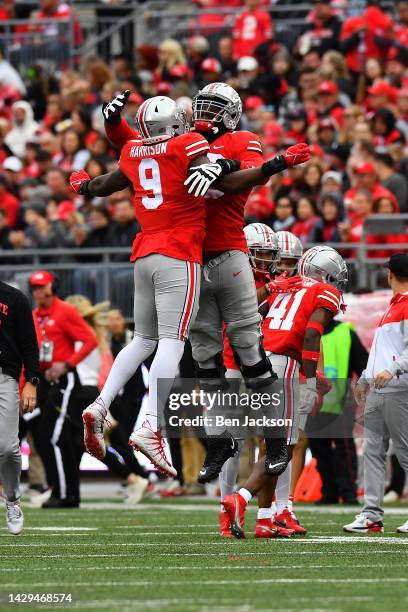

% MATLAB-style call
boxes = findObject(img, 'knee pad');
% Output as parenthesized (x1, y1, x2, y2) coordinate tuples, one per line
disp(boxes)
(194, 352, 228, 391)
(226, 313, 262, 350)
(237, 345, 277, 390)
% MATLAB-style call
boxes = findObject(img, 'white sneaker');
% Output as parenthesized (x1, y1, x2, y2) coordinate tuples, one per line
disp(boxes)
(6, 499, 24, 535)
(82, 398, 108, 459)
(29, 488, 52, 508)
(343, 512, 384, 533)
(124, 476, 149, 505)
(129, 421, 177, 477)
(384, 490, 400, 504)
(396, 519, 408, 533)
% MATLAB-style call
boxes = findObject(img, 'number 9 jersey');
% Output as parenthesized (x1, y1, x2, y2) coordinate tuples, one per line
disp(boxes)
(263, 276, 342, 356)
(119, 132, 210, 264)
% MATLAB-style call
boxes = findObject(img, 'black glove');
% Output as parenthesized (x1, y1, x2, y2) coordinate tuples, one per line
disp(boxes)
(102, 90, 131, 125)
(216, 158, 241, 175)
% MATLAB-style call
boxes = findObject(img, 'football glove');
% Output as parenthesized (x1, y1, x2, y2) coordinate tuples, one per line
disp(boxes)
(298, 379, 319, 416)
(70, 169, 91, 195)
(282, 143, 311, 167)
(102, 90, 131, 125)
(184, 162, 224, 197)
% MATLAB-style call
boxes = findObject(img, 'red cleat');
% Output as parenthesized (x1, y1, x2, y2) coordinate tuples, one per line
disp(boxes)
(254, 518, 280, 538)
(275, 509, 307, 535)
(219, 511, 234, 538)
(222, 493, 247, 539)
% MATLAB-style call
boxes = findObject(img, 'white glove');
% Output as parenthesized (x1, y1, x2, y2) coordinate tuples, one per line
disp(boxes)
(184, 163, 223, 197)
(103, 90, 130, 123)
(298, 379, 318, 416)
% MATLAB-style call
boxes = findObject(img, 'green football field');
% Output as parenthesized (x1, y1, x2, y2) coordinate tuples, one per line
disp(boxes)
(1, 500, 408, 612)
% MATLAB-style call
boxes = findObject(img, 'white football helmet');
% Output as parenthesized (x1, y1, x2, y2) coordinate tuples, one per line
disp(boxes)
(192, 82, 242, 131)
(244, 223, 280, 275)
(135, 96, 189, 144)
(298, 246, 348, 292)
(275, 231, 303, 276)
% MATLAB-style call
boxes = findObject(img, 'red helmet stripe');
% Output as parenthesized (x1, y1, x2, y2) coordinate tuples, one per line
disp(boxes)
(138, 100, 151, 139)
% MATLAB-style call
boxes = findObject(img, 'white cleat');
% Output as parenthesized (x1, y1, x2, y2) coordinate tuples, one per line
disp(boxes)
(124, 476, 149, 505)
(6, 499, 24, 535)
(82, 398, 108, 460)
(383, 490, 400, 504)
(343, 512, 383, 533)
(129, 421, 177, 477)
(396, 519, 408, 534)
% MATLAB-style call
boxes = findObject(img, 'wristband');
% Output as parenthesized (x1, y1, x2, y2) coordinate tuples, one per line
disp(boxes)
(305, 321, 324, 336)
(261, 155, 287, 177)
(79, 180, 91, 196)
(302, 350, 320, 362)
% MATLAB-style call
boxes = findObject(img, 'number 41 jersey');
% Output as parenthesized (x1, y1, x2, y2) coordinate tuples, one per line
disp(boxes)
(263, 276, 342, 356)
(119, 132, 210, 264)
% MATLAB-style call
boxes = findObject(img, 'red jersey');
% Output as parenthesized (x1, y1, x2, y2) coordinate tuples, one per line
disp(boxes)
(233, 8, 273, 59)
(263, 276, 341, 357)
(33, 297, 97, 371)
(204, 130, 265, 253)
(118, 132, 210, 264)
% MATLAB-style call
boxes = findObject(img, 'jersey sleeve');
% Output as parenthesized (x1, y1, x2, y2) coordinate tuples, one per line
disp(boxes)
(232, 131, 264, 170)
(178, 132, 210, 165)
(314, 283, 342, 316)
(105, 117, 139, 150)
(118, 140, 138, 176)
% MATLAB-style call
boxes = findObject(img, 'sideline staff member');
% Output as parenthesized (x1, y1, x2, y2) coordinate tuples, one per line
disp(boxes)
(30, 270, 98, 508)
(0, 280, 39, 534)
(344, 254, 408, 534)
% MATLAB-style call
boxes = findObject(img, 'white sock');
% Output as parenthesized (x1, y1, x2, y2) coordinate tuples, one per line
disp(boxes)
(275, 461, 292, 515)
(145, 338, 185, 432)
(219, 441, 243, 499)
(238, 487, 252, 504)
(257, 508, 272, 520)
(99, 336, 157, 407)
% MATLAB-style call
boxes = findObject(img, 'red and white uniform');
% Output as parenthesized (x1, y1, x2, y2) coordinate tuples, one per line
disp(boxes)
(233, 8, 273, 59)
(118, 132, 209, 264)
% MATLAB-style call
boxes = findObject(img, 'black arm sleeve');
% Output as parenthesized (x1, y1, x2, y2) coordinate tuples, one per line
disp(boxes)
(349, 330, 368, 377)
(16, 293, 39, 380)
(340, 31, 362, 54)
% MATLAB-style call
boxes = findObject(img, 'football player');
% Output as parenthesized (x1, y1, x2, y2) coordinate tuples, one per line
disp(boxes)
(103, 84, 311, 484)
(222, 246, 348, 538)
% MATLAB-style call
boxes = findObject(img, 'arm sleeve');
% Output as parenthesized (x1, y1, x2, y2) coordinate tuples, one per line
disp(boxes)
(180, 132, 210, 165)
(340, 30, 361, 53)
(315, 284, 341, 316)
(63, 308, 98, 367)
(349, 330, 369, 377)
(105, 117, 139, 150)
(387, 319, 408, 376)
(16, 293, 39, 380)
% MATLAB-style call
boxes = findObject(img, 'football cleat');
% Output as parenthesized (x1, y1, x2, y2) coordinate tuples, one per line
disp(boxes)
(5, 499, 24, 535)
(271, 519, 295, 538)
(82, 398, 108, 459)
(343, 513, 384, 533)
(275, 509, 307, 535)
(124, 476, 149, 505)
(219, 511, 234, 538)
(129, 421, 177, 477)
(222, 493, 247, 539)
(396, 520, 408, 534)
(264, 437, 289, 476)
(198, 434, 238, 484)
(254, 518, 294, 538)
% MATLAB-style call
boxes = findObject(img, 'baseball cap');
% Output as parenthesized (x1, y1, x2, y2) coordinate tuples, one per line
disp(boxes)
(355, 161, 376, 175)
(128, 92, 143, 105)
(237, 56, 258, 72)
(29, 270, 55, 287)
(322, 170, 342, 184)
(263, 121, 283, 146)
(386, 253, 408, 277)
(3, 156, 23, 172)
(367, 80, 398, 101)
(318, 81, 338, 95)
(245, 96, 264, 111)
(58, 200, 76, 221)
(201, 58, 221, 74)
(317, 117, 337, 131)
(309, 144, 325, 158)
(169, 64, 190, 79)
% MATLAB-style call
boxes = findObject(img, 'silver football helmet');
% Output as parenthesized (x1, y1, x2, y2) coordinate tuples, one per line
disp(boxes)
(298, 246, 348, 292)
(192, 82, 242, 131)
(275, 231, 303, 276)
(244, 223, 280, 275)
(135, 96, 189, 144)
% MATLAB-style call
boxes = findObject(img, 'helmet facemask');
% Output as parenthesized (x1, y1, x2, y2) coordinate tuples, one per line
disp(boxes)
(276, 257, 300, 277)
(193, 93, 241, 132)
(248, 246, 280, 276)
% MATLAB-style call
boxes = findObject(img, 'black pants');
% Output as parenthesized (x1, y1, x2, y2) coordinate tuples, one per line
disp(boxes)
(36, 372, 81, 502)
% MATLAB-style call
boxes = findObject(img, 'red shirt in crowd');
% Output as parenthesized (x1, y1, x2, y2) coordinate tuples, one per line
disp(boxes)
(33, 297, 98, 370)
(233, 7, 273, 58)
(344, 184, 397, 212)
(0, 190, 20, 228)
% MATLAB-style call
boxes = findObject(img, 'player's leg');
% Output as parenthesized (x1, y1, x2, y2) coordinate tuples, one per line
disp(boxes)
(0, 374, 23, 534)
(83, 257, 158, 459)
(129, 256, 201, 476)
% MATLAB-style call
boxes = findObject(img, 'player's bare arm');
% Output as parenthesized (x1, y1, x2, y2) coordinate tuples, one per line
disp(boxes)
(302, 307, 333, 379)
(70, 168, 131, 197)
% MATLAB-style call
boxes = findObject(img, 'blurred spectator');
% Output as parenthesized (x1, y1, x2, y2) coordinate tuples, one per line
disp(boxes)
(374, 152, 408, 212)
(344, 162, 396, 211)
(291, 195, 320, 245)
(310, 193, 344, 243)
(0, 48, 26, 96)
(273, 196, 296, 232)
(303, 162, 323, 202)
(45, 168, 71, 200)
(317, 81, 345, 127)
(201, 58, 222, 86)
(111, 197, 141, 258)
(0, 208, 11, 248)
(53, 130, 90, 173)
(82, 203, 115, 250)
(4, 101, 39, 158)
(218, 36, 237, 80)
(297, 0, 342, 57)
(232, 0, 273, 60)
(156, 39, 187, 82)
(321, 170, 343, 194)
(187, 36, 209, 85)
(23, 202, 60, 249)
(340, 188, 373, 244)
(372, 108, 405, 147)
(52, 200, 87, 248)
(2, 156, 23, 197)
(0, 175, 19, 228)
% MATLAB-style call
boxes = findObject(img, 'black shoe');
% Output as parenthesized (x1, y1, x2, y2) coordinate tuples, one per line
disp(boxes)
(317, 496, 339, 505)
(42, 496, 79, 509)
(198, 434, 238, 484)
(264, 438, 289, 476)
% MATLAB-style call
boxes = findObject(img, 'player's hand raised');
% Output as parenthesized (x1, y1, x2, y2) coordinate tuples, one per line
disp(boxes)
(282, 143, 311, 167)
(103, 90, 131, 124)
(70, 169, 91, 195)
(184, 163, 224, 197)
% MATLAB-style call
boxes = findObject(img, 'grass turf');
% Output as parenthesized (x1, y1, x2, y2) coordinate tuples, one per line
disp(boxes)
(1, 500, 408, 611)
